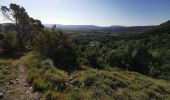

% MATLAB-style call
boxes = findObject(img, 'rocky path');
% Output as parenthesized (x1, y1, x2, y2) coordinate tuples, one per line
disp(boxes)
(0, 60, 42, 100)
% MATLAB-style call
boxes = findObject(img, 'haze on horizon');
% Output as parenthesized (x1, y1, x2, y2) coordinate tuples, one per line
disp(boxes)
(0, 0, 170, 26)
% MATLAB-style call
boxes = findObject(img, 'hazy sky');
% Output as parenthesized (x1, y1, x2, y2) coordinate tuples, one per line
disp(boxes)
(0, 0, 170, 26)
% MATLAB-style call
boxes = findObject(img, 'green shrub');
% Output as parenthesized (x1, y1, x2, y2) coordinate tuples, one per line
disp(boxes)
(0, 32, 17, 53)
(43, 69, 68, 91)
(105, 45, 153, 75)
(0, 34, 3, 40)
(33, 28, 79, 71)
(150, 50, 170, 80)
(21, 52, 69, 97)
(82, 46, 105, 68)
(21, 52, 170, 100)
(44, 91, 60, 100)
(32, 78, 50, 91)
(66, 89, 84, 100)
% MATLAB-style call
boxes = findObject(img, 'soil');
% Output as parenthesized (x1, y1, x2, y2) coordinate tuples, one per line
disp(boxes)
(0, 60, 42, 100)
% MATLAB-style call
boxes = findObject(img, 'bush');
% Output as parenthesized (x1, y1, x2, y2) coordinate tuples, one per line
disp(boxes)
(44, 91, 60, 100)
(21, 52, 170, 100)
(33, 28, 79, 71)
(66, 89, 84, 100)
(81, 46, 105, 68)
(32, 78, 50, 91)
(0, 32, 17, 53)
(85, 49, 102, 68)
(106, 49, 127, 69)
(128, 47, 152, 75)
(105, 45, 153, 75)
(150, 50, 170, 80)
(0, 34, 3, 40)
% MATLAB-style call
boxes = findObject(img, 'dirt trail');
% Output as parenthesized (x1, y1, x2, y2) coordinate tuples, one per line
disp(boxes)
(1, 60, 42, 100)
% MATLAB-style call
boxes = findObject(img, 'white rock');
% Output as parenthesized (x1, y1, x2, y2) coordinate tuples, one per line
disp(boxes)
(0, 92, 3, 98)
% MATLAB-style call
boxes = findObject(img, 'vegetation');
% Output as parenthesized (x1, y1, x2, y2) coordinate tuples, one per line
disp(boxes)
(0, 3, 170, 100)
(0, 32, 17, 53)
(1, 3, 43, 50)
(75, 20, 170, 80)
(20, 52, 170, 100)
(0, 59, 15, 84)
(33, 26, 79, 71)
(0, 34, 3, 40)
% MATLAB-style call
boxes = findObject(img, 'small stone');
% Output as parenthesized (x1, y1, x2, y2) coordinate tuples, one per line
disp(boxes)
(75, 87, 79, 90)
(34, 96, 40, 100)
(0, 92, 3, 98)
(26, 90, 29, 93)
(69, 76, 74, 81)
(29, 87, 33, 90)
(70, 79, 76, 84)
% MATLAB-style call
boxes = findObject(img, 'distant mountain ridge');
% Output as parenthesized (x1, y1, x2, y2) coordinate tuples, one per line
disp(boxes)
(45, 24, 102, 31)
(0, 23, 158, 34)
(44, 24, 157, 33)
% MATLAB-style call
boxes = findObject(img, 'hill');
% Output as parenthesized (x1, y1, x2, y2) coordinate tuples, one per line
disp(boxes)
(1, 19, 170, 100)
(19, 52, 170, 100)
(0, 3, 170, 100)
(1, 52, 169, 100)
(45, 24, 157, 34)
(138, 20, 170, 49)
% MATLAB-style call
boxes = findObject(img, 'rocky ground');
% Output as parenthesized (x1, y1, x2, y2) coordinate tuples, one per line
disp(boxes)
(0, 59, 42, 100)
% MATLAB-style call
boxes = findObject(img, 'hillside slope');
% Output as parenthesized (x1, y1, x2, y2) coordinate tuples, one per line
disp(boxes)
(139, 20, 170, 49)
(20, 52, 170, 100)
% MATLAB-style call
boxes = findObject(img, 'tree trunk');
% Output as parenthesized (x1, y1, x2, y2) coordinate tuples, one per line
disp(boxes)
(16, 23, 24, 50)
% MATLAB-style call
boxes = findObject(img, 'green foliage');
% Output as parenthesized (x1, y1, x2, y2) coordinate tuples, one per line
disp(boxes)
(0, 3, 170, 99)
(138, 21, 170, 49)
(44, 91, 60, 100)
(79, 44, 107, 68)
(0, 34, 3, 40)
(83, 46, 104, 68)
(0, 59, 15, 83)
(32, 77, 50, 91)
(81, 43, 153, 75)
(1, 3, 170, 100)
(106, 49, 127, 69)
(150, 50, 170, 80)
(66, 88, 84, 100)
(1, 3, 44, 50)
(21, 52, 170, 100)
(77, 22, 170, 79)
(75, 68, 170, 100)
(0, 32, 17, 53)
(127, 46, 152, 75)
(21, 52, 68, 98)
(34, 28, 79, 71)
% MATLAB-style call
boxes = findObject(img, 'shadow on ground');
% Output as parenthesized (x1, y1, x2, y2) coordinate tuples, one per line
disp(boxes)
(0, 51, 25, 59)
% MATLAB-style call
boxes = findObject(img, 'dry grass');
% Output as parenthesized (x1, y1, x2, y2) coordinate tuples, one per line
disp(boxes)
(21, 52, 170, 100)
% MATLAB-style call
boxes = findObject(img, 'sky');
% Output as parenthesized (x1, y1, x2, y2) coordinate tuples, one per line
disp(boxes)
(0, 0, 170, 26)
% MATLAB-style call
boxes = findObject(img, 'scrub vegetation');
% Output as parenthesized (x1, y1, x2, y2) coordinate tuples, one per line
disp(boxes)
(0, 3, 170, 100)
